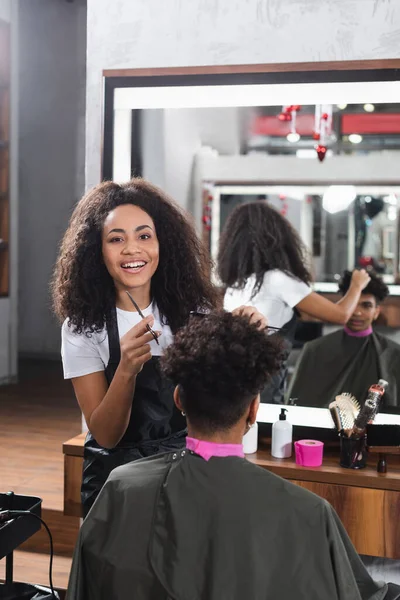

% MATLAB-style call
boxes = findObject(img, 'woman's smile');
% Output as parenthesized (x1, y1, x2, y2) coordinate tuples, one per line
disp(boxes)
(120, 260, 148, 275)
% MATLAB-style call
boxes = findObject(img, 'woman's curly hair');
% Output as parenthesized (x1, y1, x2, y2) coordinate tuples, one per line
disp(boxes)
(217, 201, 312, 296)
(338, 269, 389, 303)
(52, 178, 218, 334)
(161, 310, 285, 432)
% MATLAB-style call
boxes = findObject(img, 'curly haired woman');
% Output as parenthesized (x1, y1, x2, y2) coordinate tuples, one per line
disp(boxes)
(53, 179, 265, 515)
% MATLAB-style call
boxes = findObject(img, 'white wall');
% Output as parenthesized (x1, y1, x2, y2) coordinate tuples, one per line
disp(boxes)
(17, 0, 86, 358)
(86, 0, 400, 190)
(141, 110, 166, 190)
(163, 109, 202, 211)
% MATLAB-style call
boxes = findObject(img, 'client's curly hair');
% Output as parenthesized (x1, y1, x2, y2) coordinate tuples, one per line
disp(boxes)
(338, 270, 389, 303)
(162, 311, 285, 433)
(52, 179, 218, 335)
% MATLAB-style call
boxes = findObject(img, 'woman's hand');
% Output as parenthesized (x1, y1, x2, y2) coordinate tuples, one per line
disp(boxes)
(350, 269, 370, 291)
(119, 315, 160, 377)
(232, 305, 268, 330)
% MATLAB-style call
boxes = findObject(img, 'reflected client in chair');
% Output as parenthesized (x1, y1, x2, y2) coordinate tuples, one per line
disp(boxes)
(287, 271, 400, 408)
(66, 311, 399, 600)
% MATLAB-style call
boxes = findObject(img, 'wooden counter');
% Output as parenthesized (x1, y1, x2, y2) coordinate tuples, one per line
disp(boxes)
(63, 434, 400, 559)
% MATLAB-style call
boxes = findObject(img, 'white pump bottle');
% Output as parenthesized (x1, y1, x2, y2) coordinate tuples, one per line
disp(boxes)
(271, 408, 292, 458)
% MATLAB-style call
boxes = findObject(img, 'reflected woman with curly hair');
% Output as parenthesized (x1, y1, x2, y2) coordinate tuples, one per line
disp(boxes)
(219, 201, 370, 404)
(52, 178, 219, 515)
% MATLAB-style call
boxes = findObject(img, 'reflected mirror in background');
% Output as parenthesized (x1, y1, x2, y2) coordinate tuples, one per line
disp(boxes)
(212, 185, 399, 284)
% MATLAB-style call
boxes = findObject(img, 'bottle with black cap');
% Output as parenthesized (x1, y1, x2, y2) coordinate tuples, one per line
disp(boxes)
(271, 408, 293, 458)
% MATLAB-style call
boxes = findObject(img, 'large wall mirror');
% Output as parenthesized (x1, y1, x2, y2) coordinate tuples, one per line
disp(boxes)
(102, 66, 400, 409)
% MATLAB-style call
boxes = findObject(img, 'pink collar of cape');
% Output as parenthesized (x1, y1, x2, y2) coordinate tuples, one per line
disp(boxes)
(186, 436, 244, 461)
(344, 325, 373, 338)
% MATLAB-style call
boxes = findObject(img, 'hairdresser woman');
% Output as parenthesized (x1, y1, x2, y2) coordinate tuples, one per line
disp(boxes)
(53, 179, 265, 516)
(218, 201, 370, 404)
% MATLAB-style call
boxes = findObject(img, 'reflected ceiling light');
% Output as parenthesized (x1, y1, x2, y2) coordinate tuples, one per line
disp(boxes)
(286, 132, 300, 143)
(337, 104, 347, 110)
(349, 133, 363, 144)
(363, 103, 375, 112)
(365, 196, 372, 203)
(322, 185, 357, 214)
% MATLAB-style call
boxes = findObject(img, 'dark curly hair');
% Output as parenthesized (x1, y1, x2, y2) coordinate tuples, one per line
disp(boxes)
(161, 310, 285, 433)
(52, 178, 218, 334)
(217, 201, 312, 297)
(338, 270, 389, 304)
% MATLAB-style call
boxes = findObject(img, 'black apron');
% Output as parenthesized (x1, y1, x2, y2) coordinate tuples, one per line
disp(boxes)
(81, 307, 186, 517)
(260, 311, 298, 404)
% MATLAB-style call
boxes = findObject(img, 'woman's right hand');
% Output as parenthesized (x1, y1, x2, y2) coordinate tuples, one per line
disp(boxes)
(350, 269, 371, 291)
(119, 315, 160, 376)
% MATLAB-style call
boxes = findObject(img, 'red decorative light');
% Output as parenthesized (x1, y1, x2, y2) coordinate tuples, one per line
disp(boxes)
(315, 144, 327, 162)
(359, 256, 373, 268)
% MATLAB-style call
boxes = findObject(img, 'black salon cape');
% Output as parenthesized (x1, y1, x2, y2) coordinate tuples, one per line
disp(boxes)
(287, 330, 400, 408)
(66, 451, 400, 600)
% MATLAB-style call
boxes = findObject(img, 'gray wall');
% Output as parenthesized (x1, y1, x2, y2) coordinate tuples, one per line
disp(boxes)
(0, 0, 11, 380)
(0, 0, 17, 382)
(18, 0, 86, 357)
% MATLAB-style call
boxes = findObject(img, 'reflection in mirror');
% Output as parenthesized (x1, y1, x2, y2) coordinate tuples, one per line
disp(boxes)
(110, 88, 400, 410)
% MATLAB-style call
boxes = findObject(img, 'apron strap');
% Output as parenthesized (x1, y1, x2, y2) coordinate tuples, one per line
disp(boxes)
(106, 305, 121, 369)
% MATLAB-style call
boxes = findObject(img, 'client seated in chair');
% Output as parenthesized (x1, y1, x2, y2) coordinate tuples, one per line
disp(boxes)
(67, 311, 400, 600)
(287, 270, 400, 408)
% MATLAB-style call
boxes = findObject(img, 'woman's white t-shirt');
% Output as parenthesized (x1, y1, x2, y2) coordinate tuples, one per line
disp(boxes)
(224, 269, 312, 329)
(61, 302, 173, 379)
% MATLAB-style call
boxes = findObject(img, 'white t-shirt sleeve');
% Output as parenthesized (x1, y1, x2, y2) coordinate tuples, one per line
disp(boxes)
(61, 320, 106, 379)
(272, 271, 312, 307)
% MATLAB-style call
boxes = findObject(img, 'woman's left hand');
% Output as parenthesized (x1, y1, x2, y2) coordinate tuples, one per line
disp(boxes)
(232, 305, 268, 330)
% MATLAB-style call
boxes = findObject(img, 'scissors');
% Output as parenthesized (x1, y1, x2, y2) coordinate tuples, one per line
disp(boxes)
(125, 291, 160, 345)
